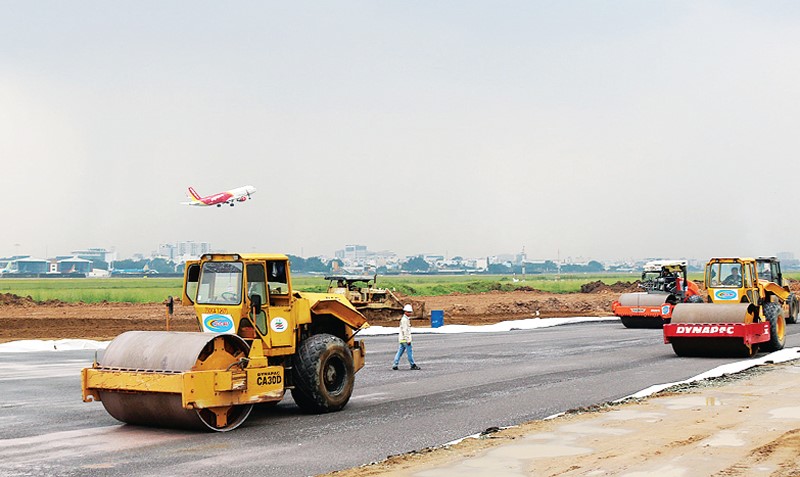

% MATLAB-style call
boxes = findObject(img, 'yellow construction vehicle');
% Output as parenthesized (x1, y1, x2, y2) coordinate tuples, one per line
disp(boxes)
(82, 253, 368, 431)
(663, 257, 797, 357)
(756, 256, 799, 324)
(325, 274, 421, 320)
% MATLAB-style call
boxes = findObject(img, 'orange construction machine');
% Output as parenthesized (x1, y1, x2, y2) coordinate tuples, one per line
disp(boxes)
(612, 260, 702, 329)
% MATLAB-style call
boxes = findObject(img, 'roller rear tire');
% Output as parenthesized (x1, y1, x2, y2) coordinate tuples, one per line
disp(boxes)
(786, 294, 798, 324)
(670, 338, 757, 358)
(620, 316, 664, 329)
(763, 302, 786, 352)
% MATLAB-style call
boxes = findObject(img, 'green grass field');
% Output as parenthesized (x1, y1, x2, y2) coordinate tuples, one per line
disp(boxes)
(3, 272, 796, 304)
(0, 278, 183, 303)
(0, 274, 639, 303)
(293, 273, 640, 295)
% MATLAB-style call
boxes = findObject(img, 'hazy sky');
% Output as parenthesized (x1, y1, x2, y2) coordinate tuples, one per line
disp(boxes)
(3, 1, 800, 262)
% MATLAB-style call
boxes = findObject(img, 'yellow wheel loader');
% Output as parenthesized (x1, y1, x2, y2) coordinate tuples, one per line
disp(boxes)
(756, 256, 800, 324)
(82, 253, 368, 431)
(663, 257, 797, 357)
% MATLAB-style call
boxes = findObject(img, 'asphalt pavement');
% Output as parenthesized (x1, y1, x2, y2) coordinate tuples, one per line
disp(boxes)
(1, 320, 799, 477)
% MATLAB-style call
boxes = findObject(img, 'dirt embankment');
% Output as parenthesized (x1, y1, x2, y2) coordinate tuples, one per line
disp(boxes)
(0, 287, 623, 343)
(0, 296, 199, 343)
(7, 278, 796, 342)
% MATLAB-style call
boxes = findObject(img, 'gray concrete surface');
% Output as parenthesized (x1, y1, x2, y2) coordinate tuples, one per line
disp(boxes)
(1, 320, 798, 476)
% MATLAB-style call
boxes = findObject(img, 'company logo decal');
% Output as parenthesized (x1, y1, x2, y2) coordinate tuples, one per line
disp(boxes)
(631, 308, 645, 313)
(714, 290, 738, 300)
(203, 314, 234, 332)
(661, 305, 671, 315)
(270, 317, 289, 333)
(674, 325, 735, 335)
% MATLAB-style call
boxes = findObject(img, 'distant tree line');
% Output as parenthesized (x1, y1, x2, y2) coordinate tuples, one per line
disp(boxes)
(98, 255, 607, 276)
(286, 255, 330, 273)
(489, 260, 604, 274)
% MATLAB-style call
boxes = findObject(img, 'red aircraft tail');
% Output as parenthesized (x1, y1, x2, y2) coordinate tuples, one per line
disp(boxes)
(188, 187, 202, 201)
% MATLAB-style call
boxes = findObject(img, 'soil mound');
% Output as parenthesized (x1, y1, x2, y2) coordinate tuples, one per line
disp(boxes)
(0, 293, 67, 307)
(514, 286, 540, 292)
(580, 281, 640, 294)
(0, 293, 37, 306)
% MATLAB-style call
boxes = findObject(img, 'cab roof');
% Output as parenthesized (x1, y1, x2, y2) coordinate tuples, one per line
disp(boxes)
(707, 257, 756, 262)
(642, 260, 687, 272)
(202, 253, 289, 261)
(325, 275, 375, 282)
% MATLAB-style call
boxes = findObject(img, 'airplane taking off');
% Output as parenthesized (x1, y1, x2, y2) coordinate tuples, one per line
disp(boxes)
(182, 185, 256, 207)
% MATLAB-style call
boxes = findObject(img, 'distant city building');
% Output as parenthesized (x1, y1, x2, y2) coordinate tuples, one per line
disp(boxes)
(72, 248, 117, 264)
(464, 257, 488, 271)
(5, 257, 48, 274)
(335, 245, 368, 263)
(57, 256, 93, 274)
(515, 247, 527, 265)
(777, 252, 800, 269)
(156, 241, 213, 262)
(0, 255, 29, 271)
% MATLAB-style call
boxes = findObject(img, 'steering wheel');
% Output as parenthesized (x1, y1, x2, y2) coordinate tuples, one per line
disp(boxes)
(221, 291, 238, 301)
(723, 277, 741, 286)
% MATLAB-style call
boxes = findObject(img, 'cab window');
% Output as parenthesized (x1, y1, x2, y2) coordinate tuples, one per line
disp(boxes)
(184, 263, 200, 304)
(266, 260, 289, 295)
(758, 262, 773, 282)
(720, 263, 742, 287)
(246, 263, 267, 334)
(246, 264, 267, 303)
(196, 261, 243, 305)
(707, 263, 720, 287)
(744, 263, 755, 288)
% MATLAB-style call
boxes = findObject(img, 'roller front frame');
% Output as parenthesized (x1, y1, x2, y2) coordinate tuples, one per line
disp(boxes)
(613, 292, 675, 329)
(663, 301, 773, 356)
(81, 331, 288, 431)
(663, 321, 771, 347)
(82, 363, 286, 409)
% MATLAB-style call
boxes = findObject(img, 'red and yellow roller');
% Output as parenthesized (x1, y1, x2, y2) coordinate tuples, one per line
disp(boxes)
(664, 257, 796, 357)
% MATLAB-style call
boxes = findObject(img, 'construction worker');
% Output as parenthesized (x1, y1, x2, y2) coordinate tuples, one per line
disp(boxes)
(674, 275, 702, 299)
(723, 267, 742, 286)
(393, 304, 421, 370)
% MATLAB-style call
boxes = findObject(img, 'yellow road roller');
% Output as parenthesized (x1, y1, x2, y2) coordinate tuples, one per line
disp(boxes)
(663, 257, 794, 357)
(82, 253, 368, 431)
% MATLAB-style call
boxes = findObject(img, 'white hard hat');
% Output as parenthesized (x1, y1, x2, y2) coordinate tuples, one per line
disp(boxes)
(403, 304, 413, 312)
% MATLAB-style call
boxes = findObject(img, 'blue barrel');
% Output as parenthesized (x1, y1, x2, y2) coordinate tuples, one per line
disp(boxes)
(430, 309, 444, 328)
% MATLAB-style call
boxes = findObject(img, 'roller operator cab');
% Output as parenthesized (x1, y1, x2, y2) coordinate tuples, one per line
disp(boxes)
(663, 257, 798, 357)
(82, 253, 369, 431)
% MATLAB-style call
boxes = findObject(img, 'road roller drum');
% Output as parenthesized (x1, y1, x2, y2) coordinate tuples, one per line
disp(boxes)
(671, 303, 754, 325)
(617, 293, 670, 307)
(92, 331, 253, 431)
